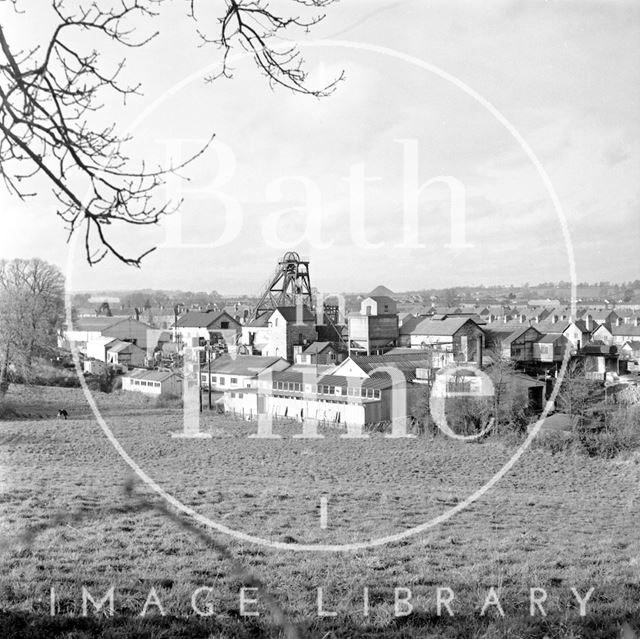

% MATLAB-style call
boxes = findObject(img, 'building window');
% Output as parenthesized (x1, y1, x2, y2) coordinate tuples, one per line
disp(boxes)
(231, 377, 238, 385)
(238, 393, 243, 398)
(211, 376, 217, 384)
(219, 376, 225, 385)
(221, 321, 230, 329)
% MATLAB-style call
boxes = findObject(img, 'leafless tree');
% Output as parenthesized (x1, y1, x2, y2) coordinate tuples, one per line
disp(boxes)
(0, 258, 65, 394)
(0, 0, 340, 266)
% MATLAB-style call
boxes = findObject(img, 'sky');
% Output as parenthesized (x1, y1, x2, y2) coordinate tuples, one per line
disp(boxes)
(0, 0, 639, 295)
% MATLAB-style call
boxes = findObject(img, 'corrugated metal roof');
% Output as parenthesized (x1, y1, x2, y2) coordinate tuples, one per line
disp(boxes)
(125, 368, 178, 381)
(271, 369, 394, 390)
(209, 354, 286, 376)
(411, 317, 479, 336)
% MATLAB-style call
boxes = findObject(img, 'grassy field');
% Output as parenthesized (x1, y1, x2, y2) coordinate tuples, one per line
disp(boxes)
(0, 384, 638, 637)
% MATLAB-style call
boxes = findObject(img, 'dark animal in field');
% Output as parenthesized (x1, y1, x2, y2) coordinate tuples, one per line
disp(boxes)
(57, 409, 68, 420)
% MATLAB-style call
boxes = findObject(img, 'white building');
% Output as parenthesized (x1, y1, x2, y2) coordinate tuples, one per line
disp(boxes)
(122, 369, 182, 396)
(200, 354, 290, 392)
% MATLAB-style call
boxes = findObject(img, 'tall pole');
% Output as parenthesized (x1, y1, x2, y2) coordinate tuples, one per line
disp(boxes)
(208, 346, 212, 410)
(198, 352, 202, 413)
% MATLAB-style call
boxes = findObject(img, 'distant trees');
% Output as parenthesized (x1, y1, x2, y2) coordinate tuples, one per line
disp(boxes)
(0, 258, 65, 395)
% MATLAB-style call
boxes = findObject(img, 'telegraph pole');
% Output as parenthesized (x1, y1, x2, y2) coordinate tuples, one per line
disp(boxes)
(198, 350, 203, 413)
(208, 345, 212, 410)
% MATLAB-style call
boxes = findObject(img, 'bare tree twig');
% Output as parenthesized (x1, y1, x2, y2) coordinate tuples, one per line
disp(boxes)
(0, 0, 212, 266)
(188, 0, 344, 96)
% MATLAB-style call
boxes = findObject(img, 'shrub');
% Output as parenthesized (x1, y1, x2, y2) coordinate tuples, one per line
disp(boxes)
(155, 394, 183, 409)
(578, 405, 640, 458)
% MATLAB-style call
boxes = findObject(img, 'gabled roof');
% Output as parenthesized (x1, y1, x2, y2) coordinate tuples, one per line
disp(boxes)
(411, 317, 480, 336)
(591, 322, 614, 335)
(209, 354, 287, 376)
(176, 310, 238, 328)
(303, 341, 333, 355)
(108, 339, 144, 354)
(486, 325, 541, 346)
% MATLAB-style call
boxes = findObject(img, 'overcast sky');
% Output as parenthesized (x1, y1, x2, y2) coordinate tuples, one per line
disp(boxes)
(1, 0, 638, 295)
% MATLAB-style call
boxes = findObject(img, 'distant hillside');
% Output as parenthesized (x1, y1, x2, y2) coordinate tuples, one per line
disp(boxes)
(368, 285, 396, 298)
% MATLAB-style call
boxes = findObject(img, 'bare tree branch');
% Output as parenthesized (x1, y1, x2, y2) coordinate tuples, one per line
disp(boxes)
(0, 0, 212, 266)
(188, 0, 344, 96)
(0, 0, 340, 266)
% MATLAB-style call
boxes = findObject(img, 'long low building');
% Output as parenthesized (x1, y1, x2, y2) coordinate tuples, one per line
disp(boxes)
(122, 368, 182, 396)
(221, 353, 441, 427)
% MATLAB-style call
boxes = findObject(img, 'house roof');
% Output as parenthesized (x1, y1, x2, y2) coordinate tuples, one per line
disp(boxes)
(410, 317, 479, 336)
(398, 315, 422, 335)
(486, 326, 541, 346)
(272, 369, 395, 391)
(176, 310, 237, 328)
(209, 354, 287, 376)
(108, 339, 144, 354)
(610, 324, 640, 337)
(537, 333, 566, 343)
(125, 368, 178, 382)
(71, 317, 120, 331)
(303, 341, 333, 355)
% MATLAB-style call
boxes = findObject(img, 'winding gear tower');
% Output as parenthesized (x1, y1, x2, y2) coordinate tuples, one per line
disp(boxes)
(251, 252, 314, 320)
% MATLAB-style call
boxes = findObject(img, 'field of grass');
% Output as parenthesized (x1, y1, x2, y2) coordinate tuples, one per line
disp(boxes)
(0, 384, 639, 637)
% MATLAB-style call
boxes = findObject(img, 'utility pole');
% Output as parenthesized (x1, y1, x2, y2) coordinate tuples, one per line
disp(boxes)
(198, 351, 203, 413)
(208, 345, 212, 411)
